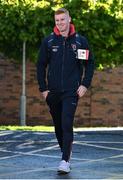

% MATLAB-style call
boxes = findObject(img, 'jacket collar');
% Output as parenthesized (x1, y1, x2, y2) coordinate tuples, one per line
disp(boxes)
(53, 24, 75, 36)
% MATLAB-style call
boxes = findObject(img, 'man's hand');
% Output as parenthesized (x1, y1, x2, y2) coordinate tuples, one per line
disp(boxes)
(77, 85, 87, 98)
(42, 90, 50, 100)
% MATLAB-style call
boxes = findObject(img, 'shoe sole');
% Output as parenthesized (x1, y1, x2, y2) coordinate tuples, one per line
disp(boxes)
(57, 169, 70, 174)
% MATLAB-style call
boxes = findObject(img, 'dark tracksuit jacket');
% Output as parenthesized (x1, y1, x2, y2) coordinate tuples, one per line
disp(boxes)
(37, 24, 94, 93)
(37, 24, 94, 161)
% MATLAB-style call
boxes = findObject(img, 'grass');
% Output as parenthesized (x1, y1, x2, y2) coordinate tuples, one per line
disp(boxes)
(0, 125, 122, 132)
(0, 125, 88, 132)
(0, 125, 54, 132)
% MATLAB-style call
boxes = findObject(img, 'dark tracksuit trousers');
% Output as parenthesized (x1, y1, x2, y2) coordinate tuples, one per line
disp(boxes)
(46, 90, 78, 162)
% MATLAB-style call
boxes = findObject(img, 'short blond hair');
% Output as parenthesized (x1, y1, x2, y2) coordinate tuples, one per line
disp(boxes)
(54, 8, 69, 16)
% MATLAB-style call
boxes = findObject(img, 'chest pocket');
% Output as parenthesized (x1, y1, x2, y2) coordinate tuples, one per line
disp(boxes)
(47, 37, 60, 61)
(68, 34, 83, 59)
(67, 39, 82, 62)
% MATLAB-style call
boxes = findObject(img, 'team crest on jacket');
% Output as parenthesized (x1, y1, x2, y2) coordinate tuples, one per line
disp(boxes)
(71, 44, 76, 51)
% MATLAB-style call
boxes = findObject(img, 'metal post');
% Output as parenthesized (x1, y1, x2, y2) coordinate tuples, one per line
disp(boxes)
(20, 41, 26, 126)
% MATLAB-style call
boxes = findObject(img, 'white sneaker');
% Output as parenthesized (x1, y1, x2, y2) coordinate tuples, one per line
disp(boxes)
(57, 160, 71, 173)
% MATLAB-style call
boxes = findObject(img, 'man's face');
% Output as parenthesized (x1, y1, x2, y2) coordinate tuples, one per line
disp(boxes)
(54, 13, 71, 33)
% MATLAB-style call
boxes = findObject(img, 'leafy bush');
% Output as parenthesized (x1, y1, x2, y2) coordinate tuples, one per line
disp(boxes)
(0, 0, 123, 68)
(0, 1, 53, 62)
(66, 0, 123, 68)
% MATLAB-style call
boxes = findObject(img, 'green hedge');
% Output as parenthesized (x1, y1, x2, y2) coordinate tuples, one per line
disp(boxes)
(0, 0, 123, 68)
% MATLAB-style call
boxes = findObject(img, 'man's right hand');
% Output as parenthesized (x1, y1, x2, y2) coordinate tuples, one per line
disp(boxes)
(42, 90, 50, 100)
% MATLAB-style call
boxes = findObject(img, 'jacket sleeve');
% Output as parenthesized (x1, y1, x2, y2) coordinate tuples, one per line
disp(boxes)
(37, 38, 49, 92)
(81, 37, 95, 88)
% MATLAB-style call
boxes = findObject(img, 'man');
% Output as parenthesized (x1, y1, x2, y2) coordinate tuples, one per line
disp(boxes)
(37, 8, 94, 173)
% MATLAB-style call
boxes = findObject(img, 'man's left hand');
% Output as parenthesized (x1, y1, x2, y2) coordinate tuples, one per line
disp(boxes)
(77, 85, 87, 98)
